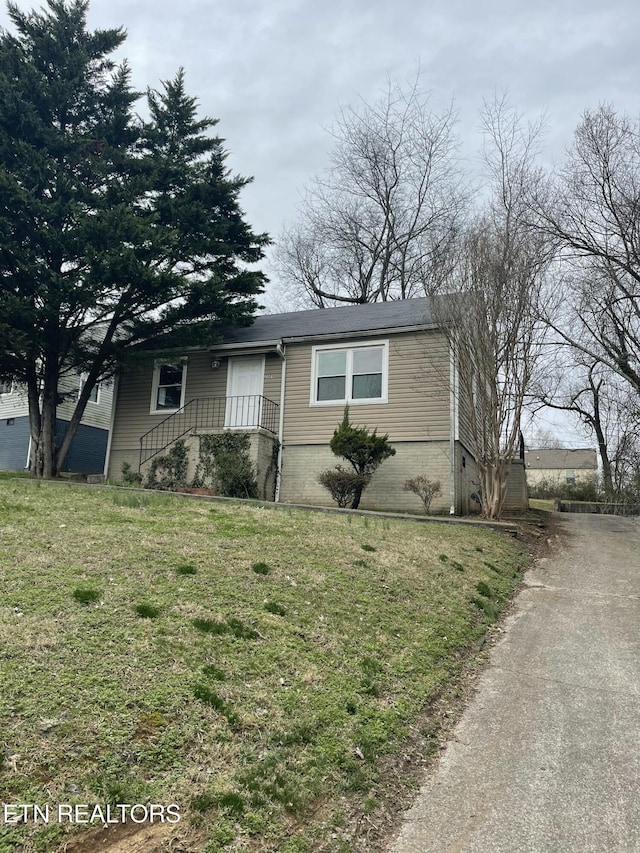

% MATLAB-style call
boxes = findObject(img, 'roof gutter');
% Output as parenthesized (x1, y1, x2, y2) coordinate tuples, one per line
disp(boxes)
(209, 339, 283, 353)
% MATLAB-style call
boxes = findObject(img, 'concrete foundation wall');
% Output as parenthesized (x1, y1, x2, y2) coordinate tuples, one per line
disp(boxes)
(110, 430, 277, 501)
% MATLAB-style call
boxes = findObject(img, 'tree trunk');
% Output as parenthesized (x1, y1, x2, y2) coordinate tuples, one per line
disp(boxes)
(479, 459, 509, 520)
(39, 362, 60, 479)
(54, 367, 100, 474)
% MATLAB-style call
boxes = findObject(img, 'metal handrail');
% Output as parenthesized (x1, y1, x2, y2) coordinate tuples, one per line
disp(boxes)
(139, 395, 279, 469)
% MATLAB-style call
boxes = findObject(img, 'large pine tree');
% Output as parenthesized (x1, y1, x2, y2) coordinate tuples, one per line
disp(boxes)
(0, 0, 268, 477)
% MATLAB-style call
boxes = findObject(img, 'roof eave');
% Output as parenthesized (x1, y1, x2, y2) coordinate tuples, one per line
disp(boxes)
(281, 322, 439, 344)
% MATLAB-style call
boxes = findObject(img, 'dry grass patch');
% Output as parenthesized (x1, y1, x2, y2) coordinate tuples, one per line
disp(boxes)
(0, 481, 531, 853)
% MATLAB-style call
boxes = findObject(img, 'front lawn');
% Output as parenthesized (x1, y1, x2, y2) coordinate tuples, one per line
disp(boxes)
(0, 482, 529, 852)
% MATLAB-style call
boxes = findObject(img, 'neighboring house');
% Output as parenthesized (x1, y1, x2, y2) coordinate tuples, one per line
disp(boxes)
(524, 448, 598, 489)
(106, 298, 527, 514)
(0, 373, 114, 473)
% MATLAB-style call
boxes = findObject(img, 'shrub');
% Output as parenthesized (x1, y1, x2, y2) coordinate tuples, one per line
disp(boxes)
(196, 433, 258, 499)
(528, 474, 599, 502)
(403, 475, 442, 512)
(144, 439, 189, 491)
(319, 406, 396, 509)
(317, 466, 370, 508)
(121, 461, 143, 486)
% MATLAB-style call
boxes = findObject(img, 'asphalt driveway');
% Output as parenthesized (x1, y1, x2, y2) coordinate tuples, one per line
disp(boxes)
(390, 513, 640, 853)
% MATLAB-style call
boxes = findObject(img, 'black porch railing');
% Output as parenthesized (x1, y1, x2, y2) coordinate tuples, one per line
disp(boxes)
(139, 395, 279, 469)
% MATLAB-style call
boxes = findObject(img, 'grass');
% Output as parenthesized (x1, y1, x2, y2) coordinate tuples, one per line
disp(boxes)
(528, 498, 555, 511)
(0, 480, 530, 852)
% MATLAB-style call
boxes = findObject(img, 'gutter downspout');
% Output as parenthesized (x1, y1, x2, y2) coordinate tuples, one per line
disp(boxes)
(449, 345, 456, 515)
(274, 342, 286, 503)
(103, 373, 119, 479)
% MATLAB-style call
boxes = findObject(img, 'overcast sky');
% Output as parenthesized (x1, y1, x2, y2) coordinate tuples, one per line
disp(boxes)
(3, 0, 639, 280)
(4, 0, 639, 442)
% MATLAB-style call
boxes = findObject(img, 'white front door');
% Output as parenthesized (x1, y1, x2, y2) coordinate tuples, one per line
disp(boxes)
(225, 356, 265, 428)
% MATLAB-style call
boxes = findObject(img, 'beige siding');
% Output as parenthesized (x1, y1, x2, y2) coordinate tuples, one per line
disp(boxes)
(262, 354, 283, 409)
(282, 331, 450, 446)
(110, 350, 282, 453)
(278, 440, 452, 513)
(526, 467, 597, 488)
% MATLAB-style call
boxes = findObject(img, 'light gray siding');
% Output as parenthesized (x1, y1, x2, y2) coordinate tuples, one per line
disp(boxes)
(0, 375, 113, 429)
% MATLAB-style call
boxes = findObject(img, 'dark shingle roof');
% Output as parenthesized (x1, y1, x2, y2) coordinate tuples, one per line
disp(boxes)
(524, 449, 598, 470)
(219, 297, 436, 344)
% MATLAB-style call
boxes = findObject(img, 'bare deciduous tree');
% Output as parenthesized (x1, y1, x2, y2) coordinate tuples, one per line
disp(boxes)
(276, 75, 465, 307)
(431, 97, 555, 519)
(533, 105, 640, 398)
(534, 352, 640, 499)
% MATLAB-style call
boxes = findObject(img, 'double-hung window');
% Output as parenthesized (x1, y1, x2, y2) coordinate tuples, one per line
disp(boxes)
(78, 373, 100, 404)
(311, 342, 388, 405)
(0, 377, 13, 395)
(150, 360, 187, 414)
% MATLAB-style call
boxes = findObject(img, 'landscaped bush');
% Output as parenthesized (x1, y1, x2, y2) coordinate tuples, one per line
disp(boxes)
(319, 406, 395, 509)
(318, 466, 370, 508)
(403, 475, 442, 513)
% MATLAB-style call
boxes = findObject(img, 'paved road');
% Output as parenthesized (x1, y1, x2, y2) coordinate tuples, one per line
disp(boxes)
(389, 513, 640, 853)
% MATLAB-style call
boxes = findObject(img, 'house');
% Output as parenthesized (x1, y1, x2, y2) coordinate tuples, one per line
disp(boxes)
(0, 373, 114, 474)
(106, 298, 527, 514)
(524, 448, 598, 489)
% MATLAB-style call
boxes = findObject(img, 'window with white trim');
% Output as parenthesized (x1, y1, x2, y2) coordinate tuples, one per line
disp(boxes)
(311, 342, 388, 405)
(0, 377, 13, 395)
(150, 361, 187, 413)
(78, 373, 100, 404)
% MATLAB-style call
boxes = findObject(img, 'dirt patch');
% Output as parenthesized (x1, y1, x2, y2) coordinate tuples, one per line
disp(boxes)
(56, 820, 204, 853)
